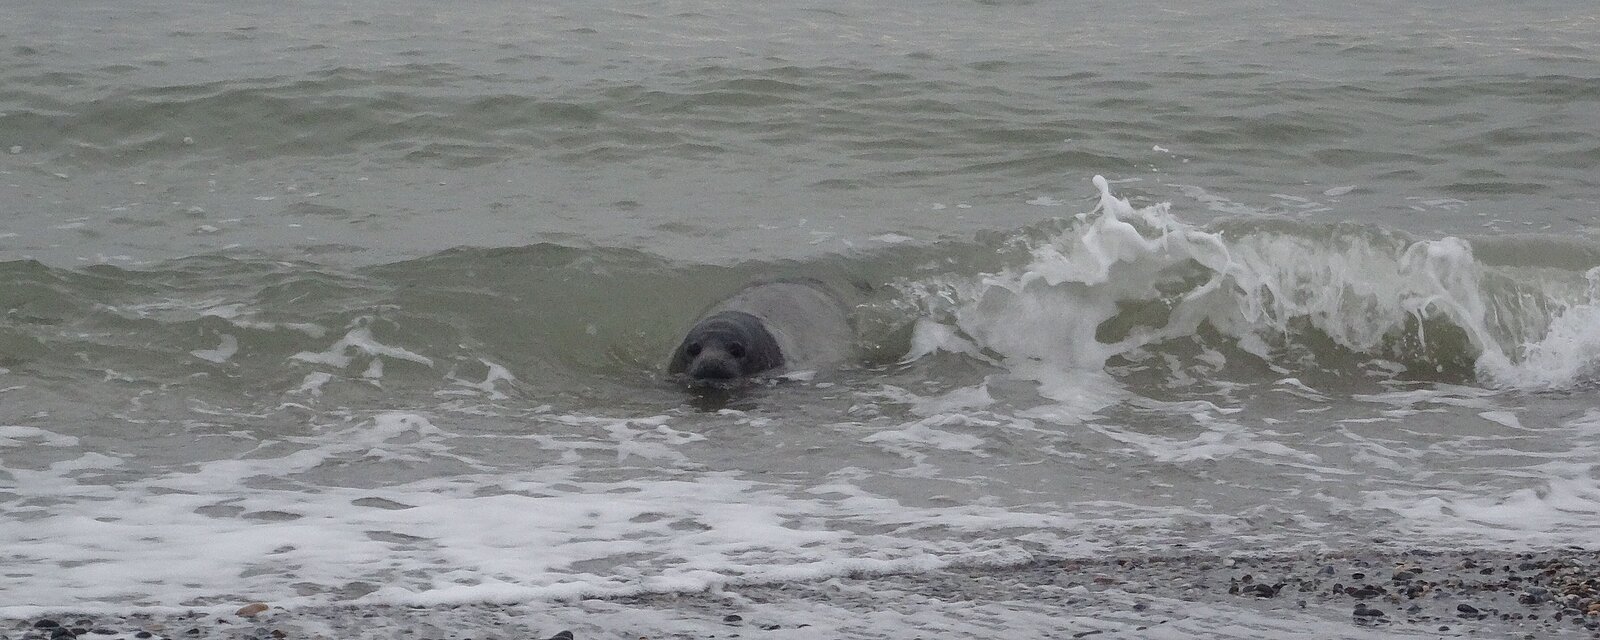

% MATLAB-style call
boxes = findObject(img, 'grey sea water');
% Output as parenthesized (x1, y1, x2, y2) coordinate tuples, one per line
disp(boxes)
(4, 0, 1600, 637)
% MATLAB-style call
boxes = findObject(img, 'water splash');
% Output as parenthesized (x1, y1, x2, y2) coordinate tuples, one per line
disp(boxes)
(907, 176, 1600, 395)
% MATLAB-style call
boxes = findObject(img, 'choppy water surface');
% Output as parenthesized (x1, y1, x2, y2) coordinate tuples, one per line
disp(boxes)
(3, 0, 1600, 636)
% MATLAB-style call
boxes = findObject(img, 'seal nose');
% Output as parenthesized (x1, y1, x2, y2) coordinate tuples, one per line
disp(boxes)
(689, 357, 739, 381)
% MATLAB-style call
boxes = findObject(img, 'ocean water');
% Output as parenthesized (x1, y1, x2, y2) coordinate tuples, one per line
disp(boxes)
(3, 0, 1600, 635)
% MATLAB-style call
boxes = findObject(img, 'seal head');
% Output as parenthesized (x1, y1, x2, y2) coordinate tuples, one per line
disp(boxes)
(668, 310, 784, 383)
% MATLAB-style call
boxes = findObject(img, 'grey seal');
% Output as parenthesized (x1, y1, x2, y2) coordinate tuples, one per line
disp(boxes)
(668, 280, 852, 384)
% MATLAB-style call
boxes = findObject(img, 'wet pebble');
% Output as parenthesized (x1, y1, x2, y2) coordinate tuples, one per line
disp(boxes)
(1346, 585, 1383, 599)
(1241, 583, 1278, 598)
(1353, 604, 1386, 619)
(236, 603, 269, 618)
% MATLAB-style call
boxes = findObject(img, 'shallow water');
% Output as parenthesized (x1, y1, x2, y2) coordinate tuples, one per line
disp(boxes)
(3, 0, 1600, 634)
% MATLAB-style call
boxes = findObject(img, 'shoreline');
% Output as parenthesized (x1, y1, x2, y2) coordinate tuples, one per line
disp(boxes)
(8, 547, 1600, 639)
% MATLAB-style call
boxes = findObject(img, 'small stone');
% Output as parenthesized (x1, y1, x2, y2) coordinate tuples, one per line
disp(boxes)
(547, 632, 573, 640)
(8, 145, 20, 154)
(1457, 603, 1480, 616)
(1348, 586, 1384, 599)
(183, 137, 195, 145)
(272, 631, 286, 639)
(236, 603, 269, 618)
(1242, 583, 1278, 598)
(722, 615, 742, 623)
(135, 633, 154, 639)
(35, 620, 62, 629)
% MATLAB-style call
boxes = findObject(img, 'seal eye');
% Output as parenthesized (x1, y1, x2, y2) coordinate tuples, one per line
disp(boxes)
(685, 342, 702, 357)
(727, 342, 746, 358)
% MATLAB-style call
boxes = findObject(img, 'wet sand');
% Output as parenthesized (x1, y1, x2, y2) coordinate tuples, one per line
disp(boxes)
(8, 547, 1600, 639)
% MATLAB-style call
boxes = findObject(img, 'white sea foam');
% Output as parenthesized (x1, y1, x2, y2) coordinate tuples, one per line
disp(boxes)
(189, 334, 238, 363)
(0, 408, 1128, 615)
(901, 317, 991, 364)
(445, 359, 516, 399)
(862, 415, 988, 453)
(291, 371, 334, 396)
(1369, 409, 1600, 544)
(0, 425, 80, 448)
(292, 317, 434, 369)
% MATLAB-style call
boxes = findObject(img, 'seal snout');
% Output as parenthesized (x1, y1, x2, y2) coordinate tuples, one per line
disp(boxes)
(683, 337, 747, 380)
(687, 353, 741, 381)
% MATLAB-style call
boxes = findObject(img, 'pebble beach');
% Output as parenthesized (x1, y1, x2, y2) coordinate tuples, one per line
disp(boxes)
(9, 547, 1600, 640)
